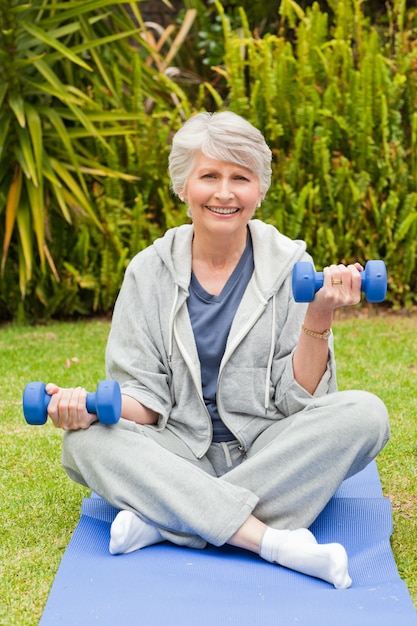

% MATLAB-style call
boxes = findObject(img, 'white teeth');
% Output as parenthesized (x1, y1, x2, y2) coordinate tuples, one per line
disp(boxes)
(207, 206, 239, 214)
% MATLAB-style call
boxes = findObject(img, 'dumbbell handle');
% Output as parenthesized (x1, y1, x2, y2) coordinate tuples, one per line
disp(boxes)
(23, 381, 121, 425)
(312, 270, 366, 291)
(34, 389, 103, 414)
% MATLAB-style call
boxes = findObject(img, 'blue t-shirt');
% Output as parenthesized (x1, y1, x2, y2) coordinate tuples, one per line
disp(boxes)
(187, 234, 254, 442)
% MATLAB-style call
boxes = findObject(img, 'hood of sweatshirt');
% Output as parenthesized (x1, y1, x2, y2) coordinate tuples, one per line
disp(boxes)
(152, 219, 309, 300)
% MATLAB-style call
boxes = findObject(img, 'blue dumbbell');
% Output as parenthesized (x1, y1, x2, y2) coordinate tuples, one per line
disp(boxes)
(292, 260, 387, 303)
(23, 380, 121, 425)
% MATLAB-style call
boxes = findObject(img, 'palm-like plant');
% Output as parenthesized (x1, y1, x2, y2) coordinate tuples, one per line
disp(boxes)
(1, 0, 136, 296)
(0, 0, 196, 306)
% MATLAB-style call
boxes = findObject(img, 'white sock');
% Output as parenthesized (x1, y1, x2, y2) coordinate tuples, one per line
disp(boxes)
(109, 510, 163, 555)
(259, 527, 352, 589)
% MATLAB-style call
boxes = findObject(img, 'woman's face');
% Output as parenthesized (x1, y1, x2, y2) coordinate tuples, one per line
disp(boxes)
(183, 152, 262, 239)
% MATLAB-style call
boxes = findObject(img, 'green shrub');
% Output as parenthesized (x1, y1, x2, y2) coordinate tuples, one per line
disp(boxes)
(215, 0, 417, 306)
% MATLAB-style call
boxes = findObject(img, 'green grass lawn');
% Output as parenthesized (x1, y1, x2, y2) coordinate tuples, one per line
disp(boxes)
(1, 313, 416, 624)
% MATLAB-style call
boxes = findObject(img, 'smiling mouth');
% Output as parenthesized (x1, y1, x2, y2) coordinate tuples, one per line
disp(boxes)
(206, 206, 239, 215)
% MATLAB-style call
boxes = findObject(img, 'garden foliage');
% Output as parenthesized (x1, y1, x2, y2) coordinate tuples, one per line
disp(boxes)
(0, 0, 416, 321)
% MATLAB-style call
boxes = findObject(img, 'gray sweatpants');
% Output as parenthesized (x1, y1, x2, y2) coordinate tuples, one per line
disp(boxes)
(62, 390, 389, 549)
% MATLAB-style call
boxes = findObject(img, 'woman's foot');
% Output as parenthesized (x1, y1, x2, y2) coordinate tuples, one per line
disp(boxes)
(109, 510, 163, 555)
(260, 527, 352, 589)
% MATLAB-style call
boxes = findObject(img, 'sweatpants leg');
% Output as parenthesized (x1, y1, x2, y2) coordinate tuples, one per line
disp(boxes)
(221, 390, 389, 529)
(62, 419, 258, 548)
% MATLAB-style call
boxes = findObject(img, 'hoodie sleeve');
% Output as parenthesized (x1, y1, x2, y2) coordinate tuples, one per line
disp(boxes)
(105, 250, 174, 424)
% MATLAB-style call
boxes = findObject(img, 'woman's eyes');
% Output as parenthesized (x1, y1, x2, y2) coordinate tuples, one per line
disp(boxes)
(201, 173, 249, 181)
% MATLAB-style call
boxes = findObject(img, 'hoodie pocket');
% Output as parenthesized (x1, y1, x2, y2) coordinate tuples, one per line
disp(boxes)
(220, 365, 274, 417)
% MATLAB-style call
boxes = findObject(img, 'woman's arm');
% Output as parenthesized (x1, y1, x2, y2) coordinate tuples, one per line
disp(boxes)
(120, 394, 159, 425)
(292, 263, 362, 395)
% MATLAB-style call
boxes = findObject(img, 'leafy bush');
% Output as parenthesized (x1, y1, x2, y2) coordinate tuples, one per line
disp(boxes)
(215, 0, 417, 306)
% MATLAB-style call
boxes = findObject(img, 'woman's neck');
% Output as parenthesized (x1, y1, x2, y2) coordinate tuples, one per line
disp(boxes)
(191, 228, 248, 295)
(192, 228, 248, 270)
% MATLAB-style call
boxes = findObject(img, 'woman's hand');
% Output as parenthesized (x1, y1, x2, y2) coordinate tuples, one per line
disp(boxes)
(301, 263, 363, 333)
(311, 263, 363, 313)
(45, 383, 98, 431)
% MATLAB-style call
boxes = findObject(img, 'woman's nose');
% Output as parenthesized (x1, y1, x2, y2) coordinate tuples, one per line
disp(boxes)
(214, 179, 234, 200)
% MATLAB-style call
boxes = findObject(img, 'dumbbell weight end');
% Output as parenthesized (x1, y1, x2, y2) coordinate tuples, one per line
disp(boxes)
(87, 380, 121, 425)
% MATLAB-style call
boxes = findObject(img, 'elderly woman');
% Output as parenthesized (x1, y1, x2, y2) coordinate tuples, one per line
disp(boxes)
(47, 111, 389, 589)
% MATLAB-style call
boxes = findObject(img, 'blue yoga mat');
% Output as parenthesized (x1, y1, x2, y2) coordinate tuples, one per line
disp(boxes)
(40, 462, 416, 625)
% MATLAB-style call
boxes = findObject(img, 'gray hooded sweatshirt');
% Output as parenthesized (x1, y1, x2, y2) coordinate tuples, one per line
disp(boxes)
(106, 219, 337, 459)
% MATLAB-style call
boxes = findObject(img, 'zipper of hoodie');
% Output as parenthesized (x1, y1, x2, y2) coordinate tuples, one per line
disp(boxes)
(172, 322, 214, 455)
(216, 298, 269, 452)
(216, 368, 246, 453)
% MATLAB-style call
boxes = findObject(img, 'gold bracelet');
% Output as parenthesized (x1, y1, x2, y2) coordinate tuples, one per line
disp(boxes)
(302, 324, 331, 340)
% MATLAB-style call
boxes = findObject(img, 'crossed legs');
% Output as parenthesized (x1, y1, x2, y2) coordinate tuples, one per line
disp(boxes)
(63, 390, 389, 588)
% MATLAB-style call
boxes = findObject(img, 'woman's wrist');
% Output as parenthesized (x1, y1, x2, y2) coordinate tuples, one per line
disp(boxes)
(301, 325, 332, 340)
(302, 308, 333, 336)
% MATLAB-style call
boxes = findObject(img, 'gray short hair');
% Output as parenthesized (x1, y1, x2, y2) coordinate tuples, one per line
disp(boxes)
(168, 111, 272, 198)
